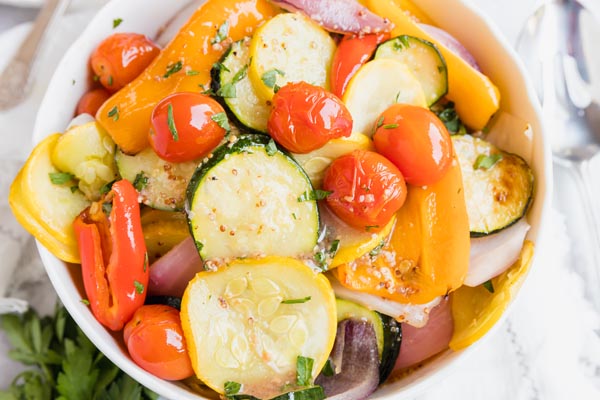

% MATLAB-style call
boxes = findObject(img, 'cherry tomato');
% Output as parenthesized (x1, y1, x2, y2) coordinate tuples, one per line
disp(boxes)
(90, 33, 160, 93)
(331, 33, 389, 98)
(149, 92, 227, 163)
(75, 88, 111, 116)
(373, 104, 452, 186)
(267, 82, 353, 154)
(123, 305, 193, 381)
(323, 149, 407, 231)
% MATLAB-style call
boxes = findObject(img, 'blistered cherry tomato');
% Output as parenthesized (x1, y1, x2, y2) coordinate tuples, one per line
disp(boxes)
(331, 33, 389, 98)
(267, 82, 353, 154)
(149, 92, 227, 163)
(123, 305, 193, 381)
(90, 33, 160, 92)
(323, 149, 407, 231)
(373, 104, 452, 186)
(75, 88, 111, 116)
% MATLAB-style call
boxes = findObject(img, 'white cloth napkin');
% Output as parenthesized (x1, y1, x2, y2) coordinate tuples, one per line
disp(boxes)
(1, 1, 599, 399)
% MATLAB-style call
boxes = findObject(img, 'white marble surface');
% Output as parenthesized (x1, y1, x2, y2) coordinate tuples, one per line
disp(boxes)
(1, 0, 600, 399)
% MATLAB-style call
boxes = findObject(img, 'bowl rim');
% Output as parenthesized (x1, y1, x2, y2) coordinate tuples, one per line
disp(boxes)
(31, 0, 553, 398)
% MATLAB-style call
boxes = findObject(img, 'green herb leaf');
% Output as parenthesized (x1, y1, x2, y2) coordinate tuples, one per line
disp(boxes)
(483, 280, 495, 293)
(393, 36, 411, 51)
(99, 180, 116, 195)
(297, 189, 332, 202)
(433, 101, 466, 134)
(296, 356, 314, 386)
(473, 153, 503, 170)
(107, 75, 113, 87)
(217, 82, 236, 98)
(80, 299, 90, 306)
(186, 70, 200, 76)
(133, 172, 148, 191)
(224, 381, 241, 396)
(49, 172, 75, 185)
(329, 239, 340, 256)
(365, 225, 380, 231)
(211, 112, 231, 132)
(266, 139, 277, 156)
(322, 359, 335, 377)
(281, 296, 311, 304)
(134, 281, 145, 295)
(107, 105, 119, 121)
(261, 68, 285, 89)
(212, 62, 230, 73)
(167, 103, 179, 141)
(163, 61, 183, 78)
(369, 240, 385, 257)
(212, 20, 230, 44)
(383, 123, 399, 129)
(112, 18, 123, 28)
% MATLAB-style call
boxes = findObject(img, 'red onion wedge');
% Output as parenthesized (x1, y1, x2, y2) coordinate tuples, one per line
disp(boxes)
(315, 319, 380, 400)
(270, 0, 392, 34)
(393, 297, 453, 370)
(465, 218, 531, 287)
(148, 236, 203, 298)
(418, 23, 480, 71)
(329, 277, 441, 328)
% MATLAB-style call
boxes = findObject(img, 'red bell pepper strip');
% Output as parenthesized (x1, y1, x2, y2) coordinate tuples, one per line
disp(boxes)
(73, 179, 148, 331)
(330, 32, 390, 98)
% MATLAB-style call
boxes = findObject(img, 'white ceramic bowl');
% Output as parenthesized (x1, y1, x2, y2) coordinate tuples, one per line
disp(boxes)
(32, 0, 552, 398)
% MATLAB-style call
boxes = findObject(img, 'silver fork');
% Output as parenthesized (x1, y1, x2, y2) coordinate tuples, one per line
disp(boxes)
(0, 0, 69, 111)
(517, 0, 600, 309)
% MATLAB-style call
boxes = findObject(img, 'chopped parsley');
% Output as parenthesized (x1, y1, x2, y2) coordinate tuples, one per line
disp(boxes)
(261, 68, 285, 89)
(163, 61, 183, 78)
(473, 153, 503, 170)
(321, 359, 335, 377)
(107, 75, 113, 86)
(281, 296, 311, 304)
(393, 35, 411, 51)
(224, 381, 241, 397)
(133, 172, 149, 191)
(483, 280, 495, 293)
(99, 180, 116, 195)
(112, 18, 123, 28)
(211, 112, 231, 132)
(107, 105, 119, 121)
(297, 189, 331, 202)
(80, 299, 90, 305)
(167, 103, 179, 141)
(134, 280, 145, 295)
(218, 64, 248, 98)
(296, 356, 314, 386)
(49, 172, 75, 185)
(212, 20, 230, 45)
(369, 239, 386, 258)
(433, 101, 466, 135)
(266, 139, 277, 156)
(383, 123, 399, 129)
(186, 70, 200, 76)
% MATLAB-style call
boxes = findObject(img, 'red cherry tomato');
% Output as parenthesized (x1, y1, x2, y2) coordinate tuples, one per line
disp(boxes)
(373, 104, 452, 186)
(149, 92, 227, 163)
(75, 88, 111, 116)
(90, 33, 160, 93)
(331, 33, 389, 98)
(323, 149, 407, 231)
(267, 82, 353, 154)
(123, 305, 193, 381)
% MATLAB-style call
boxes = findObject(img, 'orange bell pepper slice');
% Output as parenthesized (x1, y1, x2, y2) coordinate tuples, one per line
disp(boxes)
(73, 180, 148, 331)
(332, 159, 470, 305)
(96, 0, 280, 154)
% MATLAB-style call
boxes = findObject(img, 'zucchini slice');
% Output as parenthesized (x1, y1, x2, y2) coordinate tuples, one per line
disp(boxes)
(212, 39, 271, 133)
(452, 135, 534, 236)
(342, 58, 427, 137)
(335, 298, 401, 383)
(374, 35, 448, 106)
(181, 257, 337, 399)
(248, 12, 336, 102)
(186, 134, 319, 260)
(115, 148, 198, 211)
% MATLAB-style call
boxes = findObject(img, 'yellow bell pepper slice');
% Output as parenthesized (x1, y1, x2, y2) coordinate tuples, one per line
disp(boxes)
(9, 134, 90, 263)
(449, 241, 534, 350)
(96, 0, 280, 154)
(364, 0, 500, 130)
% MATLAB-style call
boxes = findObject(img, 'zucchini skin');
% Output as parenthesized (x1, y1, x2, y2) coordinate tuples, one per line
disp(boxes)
(378, 313, 402, 383)
(452, 135, 534, 237)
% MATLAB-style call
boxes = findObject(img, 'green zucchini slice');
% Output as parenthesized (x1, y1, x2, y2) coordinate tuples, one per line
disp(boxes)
(375, 35, 448, 106)
(186, 134, 319, 260)
(452, 135, 534, 236)
(335, 298, 401, 383)
(115, 147, 197, 211)
(211, 39, 271, 133)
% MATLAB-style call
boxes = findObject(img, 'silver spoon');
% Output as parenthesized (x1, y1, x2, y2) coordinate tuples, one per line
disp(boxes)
(0, 0, 69, 111)
(516, 0, 600, 309)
